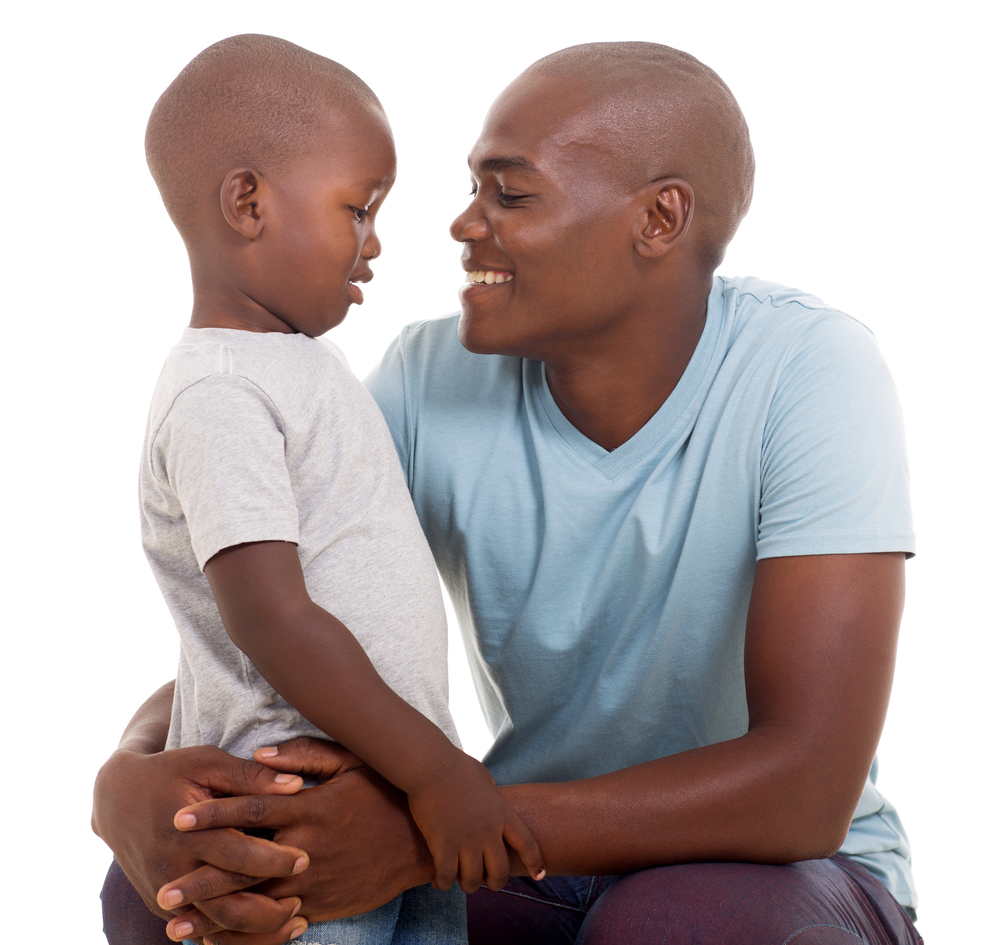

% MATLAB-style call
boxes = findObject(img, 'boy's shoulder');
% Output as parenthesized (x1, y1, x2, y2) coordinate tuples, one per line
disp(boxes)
(152, 328, 351, 404)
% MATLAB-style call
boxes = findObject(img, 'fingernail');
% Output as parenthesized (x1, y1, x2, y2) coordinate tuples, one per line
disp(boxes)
(289, 920, 308, 939)
(293, 855, 309, 874)
(175, 812, 197, 829)
(161, 888, 184, 908)
(275, 773, 299, 784)
(291, 899, 302, 917)
(173, 921, 193, 937)
(258, 746, 279, 758)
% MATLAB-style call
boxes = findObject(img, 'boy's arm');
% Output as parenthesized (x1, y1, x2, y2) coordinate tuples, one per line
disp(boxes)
(204, 539, 543, 892)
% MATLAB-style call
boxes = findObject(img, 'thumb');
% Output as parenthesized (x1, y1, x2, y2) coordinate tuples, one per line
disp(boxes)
(186, 745, 303, 798)
(254, 737, 366, 782)
(504, 817, 546, 882)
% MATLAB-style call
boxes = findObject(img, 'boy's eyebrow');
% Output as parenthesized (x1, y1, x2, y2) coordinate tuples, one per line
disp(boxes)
(469, 155, 541, 175)
(353, 175, 395, 190)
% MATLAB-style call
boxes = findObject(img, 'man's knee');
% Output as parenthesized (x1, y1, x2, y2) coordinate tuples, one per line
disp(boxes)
(575, 859, 913, 945)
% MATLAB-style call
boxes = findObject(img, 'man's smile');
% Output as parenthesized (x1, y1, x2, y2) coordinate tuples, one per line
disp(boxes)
(464, 270, 514, 285)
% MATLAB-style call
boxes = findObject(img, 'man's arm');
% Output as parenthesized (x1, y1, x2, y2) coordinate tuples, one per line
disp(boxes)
(160, 550, 903, 935)
(499, 552, 903, 872)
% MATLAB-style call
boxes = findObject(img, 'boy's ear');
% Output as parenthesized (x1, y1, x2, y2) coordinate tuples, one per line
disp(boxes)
(633, 179, 694, 259)
(221, 169, 266, 239)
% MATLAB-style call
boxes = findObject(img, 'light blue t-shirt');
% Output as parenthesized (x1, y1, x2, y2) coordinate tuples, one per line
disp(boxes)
(365, 275, 917, 907)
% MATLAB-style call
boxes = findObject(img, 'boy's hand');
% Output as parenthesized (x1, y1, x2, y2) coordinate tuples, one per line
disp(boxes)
(406, 751, 546, 893)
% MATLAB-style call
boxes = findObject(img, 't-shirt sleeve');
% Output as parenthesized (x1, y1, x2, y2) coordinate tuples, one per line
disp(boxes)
(151, 373, 300, 570)
(756, 313, 916, 560)
(364, 328, 412, 484)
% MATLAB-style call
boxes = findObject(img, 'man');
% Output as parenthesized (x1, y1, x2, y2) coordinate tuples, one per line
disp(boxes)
(95, 42, 921, 944)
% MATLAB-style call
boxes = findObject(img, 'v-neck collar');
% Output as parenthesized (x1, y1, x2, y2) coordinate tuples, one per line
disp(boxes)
(528, 286, 725, 480)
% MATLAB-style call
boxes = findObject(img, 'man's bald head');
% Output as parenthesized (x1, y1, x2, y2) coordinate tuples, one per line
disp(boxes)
(146, 34, 386, 234)
(510, 42, 754, 271)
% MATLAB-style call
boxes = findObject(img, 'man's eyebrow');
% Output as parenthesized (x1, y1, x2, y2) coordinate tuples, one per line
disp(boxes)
(468, 155, 540, 175)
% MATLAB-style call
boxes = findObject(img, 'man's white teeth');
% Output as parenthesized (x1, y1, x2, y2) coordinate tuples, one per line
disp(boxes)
(465, 271, 513, 284)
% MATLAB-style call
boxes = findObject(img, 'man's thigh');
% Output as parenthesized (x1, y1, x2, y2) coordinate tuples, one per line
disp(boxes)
(102, 859, 171, 945)
(467, 858, 923, 945)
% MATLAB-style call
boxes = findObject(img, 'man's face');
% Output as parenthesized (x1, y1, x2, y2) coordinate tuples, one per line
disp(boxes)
(451, 76, 642, 360)
(256, 108, 396, 337)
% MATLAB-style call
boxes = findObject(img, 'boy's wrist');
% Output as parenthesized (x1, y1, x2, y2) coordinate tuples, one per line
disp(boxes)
(398, 741, 468, 798)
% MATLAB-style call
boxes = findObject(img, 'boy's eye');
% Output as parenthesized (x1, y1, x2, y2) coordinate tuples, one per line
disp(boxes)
(351, 207, 368, 222)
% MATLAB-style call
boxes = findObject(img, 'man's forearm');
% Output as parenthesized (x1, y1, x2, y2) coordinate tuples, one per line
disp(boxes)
(115, 680, 174, 753)
(92, 680, 175, 843)
(499, 728, 857, 877)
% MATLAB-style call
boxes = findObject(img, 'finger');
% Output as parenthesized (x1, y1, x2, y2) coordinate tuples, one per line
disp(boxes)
(175, 794, 299, 833)
(202, 915, 308, 945)
(457, 849, 485, 895)
(254, 738, 364, 781)
(179, 828, 308, 879)
(157, 851, 308, 912)
(195, 893, 302, 935)
(504, 818, 546, 881)
(165, 908, 223, 942)
(481, 841, 511, 892)
(189, 748, 303, 797)
(431, 850, 459, 892)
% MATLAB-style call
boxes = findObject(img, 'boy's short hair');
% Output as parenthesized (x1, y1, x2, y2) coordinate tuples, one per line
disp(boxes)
(146, 34, 383, 232)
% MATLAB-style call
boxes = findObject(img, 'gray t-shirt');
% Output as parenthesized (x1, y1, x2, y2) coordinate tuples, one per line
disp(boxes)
(141, 327, 458, 758)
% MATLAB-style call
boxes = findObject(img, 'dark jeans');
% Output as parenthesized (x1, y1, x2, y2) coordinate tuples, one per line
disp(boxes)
(102, 855, 923, 945)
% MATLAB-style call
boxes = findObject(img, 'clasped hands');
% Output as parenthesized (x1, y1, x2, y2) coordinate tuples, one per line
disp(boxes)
(107, 738, 540, 945)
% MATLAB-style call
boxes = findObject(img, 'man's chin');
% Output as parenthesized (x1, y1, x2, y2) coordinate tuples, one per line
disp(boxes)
(457, 314, 524, 357)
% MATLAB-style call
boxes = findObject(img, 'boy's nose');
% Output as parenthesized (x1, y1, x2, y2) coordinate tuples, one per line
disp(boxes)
(363, 231, 382, 260)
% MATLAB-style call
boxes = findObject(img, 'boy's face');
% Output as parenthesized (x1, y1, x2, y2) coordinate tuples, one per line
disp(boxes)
(253, 107, 396, 337)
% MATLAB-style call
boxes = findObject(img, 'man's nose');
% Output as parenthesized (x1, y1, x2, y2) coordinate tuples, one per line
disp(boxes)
(450, 209, 489, 243)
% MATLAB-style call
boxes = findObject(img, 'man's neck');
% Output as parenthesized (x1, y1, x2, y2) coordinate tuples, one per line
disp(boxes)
(544, 285, 710, 452)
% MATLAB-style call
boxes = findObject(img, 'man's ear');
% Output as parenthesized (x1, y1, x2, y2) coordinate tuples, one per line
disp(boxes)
(633, 179, 694, 259)
(220, 169, 266, 239)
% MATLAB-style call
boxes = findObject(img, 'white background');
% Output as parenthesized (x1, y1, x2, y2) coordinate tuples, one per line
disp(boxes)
(2, 1, 996, 941)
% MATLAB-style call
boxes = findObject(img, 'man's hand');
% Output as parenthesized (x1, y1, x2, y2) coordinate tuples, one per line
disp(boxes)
(93, 742, 311, 943)
(162, 739, 436, 942)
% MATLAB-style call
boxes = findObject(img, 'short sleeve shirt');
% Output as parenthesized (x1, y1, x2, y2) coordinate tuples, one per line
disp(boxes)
(365, 276, 916, 906)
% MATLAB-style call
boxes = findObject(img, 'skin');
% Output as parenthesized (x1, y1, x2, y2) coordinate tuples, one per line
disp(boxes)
(186, 105, 395, 338)
(93, 62, 908, 945)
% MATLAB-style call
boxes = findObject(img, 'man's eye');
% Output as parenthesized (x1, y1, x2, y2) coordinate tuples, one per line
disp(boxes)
(499, 191, 527, 205)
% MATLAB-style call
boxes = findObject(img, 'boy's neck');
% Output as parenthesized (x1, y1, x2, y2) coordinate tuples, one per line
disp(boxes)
(189, 286, 295, 334)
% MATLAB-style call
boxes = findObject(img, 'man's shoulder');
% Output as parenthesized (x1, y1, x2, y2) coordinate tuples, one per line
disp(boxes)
(386, 315, 523, 393)
(713, 275, 880, 366)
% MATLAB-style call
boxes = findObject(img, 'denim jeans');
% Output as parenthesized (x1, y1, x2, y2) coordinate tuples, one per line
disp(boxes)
(100, 861, 464, 945)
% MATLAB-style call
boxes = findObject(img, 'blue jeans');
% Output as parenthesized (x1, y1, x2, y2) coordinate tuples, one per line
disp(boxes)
(181, 884, 465, 945)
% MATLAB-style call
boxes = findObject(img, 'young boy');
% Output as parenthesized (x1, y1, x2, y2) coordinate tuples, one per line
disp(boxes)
(139, 34, 543, 945)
